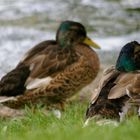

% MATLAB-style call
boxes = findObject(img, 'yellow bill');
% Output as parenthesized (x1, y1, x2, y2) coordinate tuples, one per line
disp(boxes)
(83, 37, 101, 49)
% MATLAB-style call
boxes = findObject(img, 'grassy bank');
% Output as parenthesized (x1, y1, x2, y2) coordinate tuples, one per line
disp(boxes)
(0, 103, 140, 140)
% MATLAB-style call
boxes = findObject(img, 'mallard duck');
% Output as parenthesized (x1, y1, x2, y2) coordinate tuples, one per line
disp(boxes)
(85, 41, 140, 124)
(0, 21, 100, 110)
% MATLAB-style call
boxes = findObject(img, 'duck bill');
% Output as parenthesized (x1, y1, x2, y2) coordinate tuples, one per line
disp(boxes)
(83, 37, 101, 49)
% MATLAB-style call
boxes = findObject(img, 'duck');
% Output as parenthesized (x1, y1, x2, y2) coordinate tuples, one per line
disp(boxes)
(85, 41, 140, 124)
(0, 20, 100, 110)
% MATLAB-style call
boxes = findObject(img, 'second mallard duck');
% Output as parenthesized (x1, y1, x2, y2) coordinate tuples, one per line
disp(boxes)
(0, 21, 100, 109)
(86, 41, 140, 124)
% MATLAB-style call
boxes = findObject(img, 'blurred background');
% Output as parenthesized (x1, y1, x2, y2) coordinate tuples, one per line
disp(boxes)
(0, 0, 140, 78)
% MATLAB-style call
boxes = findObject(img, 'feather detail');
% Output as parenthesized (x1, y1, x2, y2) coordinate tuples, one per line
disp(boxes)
(0, 63, 30, 96)
(91, 66, 119, 104)
(25, 77, 52, 90)
(108, 73, 140, 99)
(0, 96, 17, 103)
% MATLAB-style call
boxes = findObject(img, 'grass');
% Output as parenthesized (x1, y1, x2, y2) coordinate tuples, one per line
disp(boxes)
(0, 102, 140, 140)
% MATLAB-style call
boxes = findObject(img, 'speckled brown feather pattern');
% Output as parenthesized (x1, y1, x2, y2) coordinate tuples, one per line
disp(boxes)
(3, 44, 100, 109)
(0, 21, 101, 110)
(21, 41, 78, 78)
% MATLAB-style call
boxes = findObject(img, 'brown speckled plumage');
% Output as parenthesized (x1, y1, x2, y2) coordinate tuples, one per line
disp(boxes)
(3, 44, 100, 109)
(0, 21, 100, 110)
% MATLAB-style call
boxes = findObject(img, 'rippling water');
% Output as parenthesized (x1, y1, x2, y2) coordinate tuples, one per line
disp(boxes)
(0, 0, 140, 76)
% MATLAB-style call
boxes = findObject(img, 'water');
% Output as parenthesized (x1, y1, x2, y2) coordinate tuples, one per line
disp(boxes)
(0, 0, 140, 76)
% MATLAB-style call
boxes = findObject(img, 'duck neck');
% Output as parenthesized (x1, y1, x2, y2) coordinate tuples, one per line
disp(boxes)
(116, 54, 136, 72)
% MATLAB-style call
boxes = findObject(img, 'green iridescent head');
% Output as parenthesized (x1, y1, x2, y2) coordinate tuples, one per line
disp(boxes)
(116, 41, 140, 72)
(56, 20, 101, 49)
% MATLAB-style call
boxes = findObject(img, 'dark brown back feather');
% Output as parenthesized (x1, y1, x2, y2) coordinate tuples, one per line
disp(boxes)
(0, 63, 30, 96)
